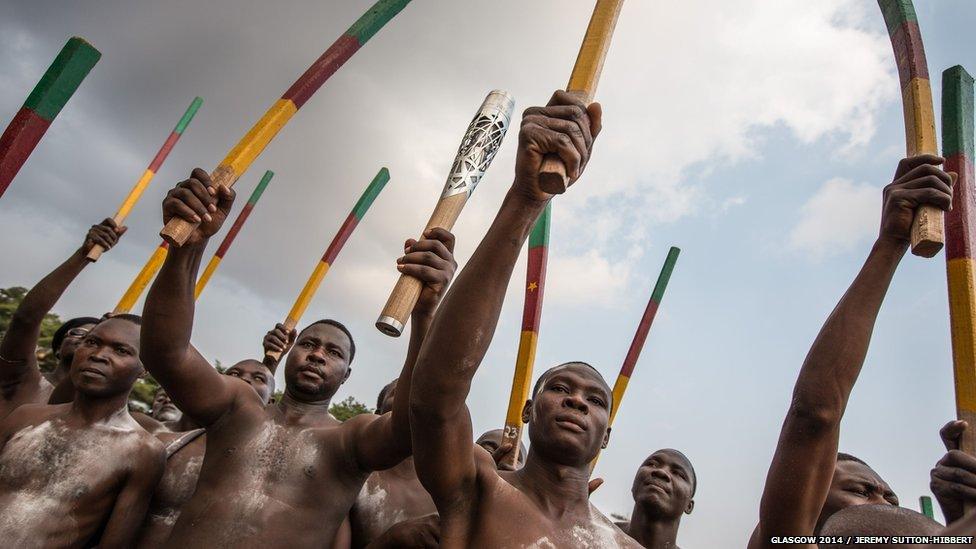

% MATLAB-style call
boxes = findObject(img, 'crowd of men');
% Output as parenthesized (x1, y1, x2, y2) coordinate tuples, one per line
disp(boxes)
(0, 91, 975, 547)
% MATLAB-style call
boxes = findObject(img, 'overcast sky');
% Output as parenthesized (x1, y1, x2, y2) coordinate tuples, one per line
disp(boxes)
(1, 0, 973, 545)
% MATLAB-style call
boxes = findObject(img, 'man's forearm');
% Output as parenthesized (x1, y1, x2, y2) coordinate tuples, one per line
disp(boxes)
(792, 237, 906, 416)
(0, 250, 88, 364)
(412, 188, 547, 417)
(141, 242, 207, 373)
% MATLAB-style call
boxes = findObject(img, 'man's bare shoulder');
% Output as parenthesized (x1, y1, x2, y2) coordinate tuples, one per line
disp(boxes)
(589, 506, 643, 548)
(2, 401, 67, 429)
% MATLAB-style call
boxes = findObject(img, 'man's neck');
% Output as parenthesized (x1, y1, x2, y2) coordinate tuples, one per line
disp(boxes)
(276, 388, 334, 425)
(628, 503, 681, 549)
(70, 391, 131, 425)
(513, 449, 592, 518)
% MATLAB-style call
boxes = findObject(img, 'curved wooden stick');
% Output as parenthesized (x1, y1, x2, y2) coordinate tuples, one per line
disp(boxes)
(160, 0, 412, 245)
(538, 0, 624, 195)
(500, 204, 550, 470)
(88, 96, 202, 261)
(194, 170, 273, 298)
(943, 65, 976, 457)
(879, 0, 943, 257)
(266, 168, 390, 362)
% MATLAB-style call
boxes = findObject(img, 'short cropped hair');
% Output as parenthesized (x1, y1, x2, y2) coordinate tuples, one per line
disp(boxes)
(101, 313, 142, 327)
(532, 361, 609, 401)
(51, 316, 99, 354)
(819, 504, 941, 548)
(300, 319, 355, 363)
(837, 452, 868, 466)
(376, 379, 397, 412)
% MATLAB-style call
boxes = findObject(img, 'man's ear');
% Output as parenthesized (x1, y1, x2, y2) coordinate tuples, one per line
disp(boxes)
(684, 498, 695, 515)
(601, 426, 612, 449)
(341, 366, 352, 384)
(521, 399, 532, 423)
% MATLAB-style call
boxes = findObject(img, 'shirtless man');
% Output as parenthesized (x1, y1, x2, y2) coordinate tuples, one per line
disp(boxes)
(748, 155, 953, 548)
(407, 90, 638, 548)
(931, 420, 976, 527)
(0, 315, 165, 548)
(624, 449, 696, 548)
(0, 219, 124, 420)
(475, 428, 527, 470)
(140, 169, 457, 547)
(151, 387, 183, 424)
(136, 358, 276, 548)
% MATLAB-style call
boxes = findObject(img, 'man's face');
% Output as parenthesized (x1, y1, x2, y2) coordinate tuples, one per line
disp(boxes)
(225, 360, 274, 403)
(631, 449, 695, 519)
(819, 460, 898, 529)
(476, 429, 527, 468)
(151, 389, 182, 422)
(283, 323, 351, 401)
(70, 319, 143, 397)
(524, 364, 611, 466)
(377, 380, 397, 415)
(57, 322, 96, 363)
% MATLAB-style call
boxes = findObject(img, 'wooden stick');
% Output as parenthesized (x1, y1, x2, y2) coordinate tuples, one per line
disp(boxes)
(114, 242, 169, 314)
(919, 495, 934, 519)
(0, 37, 100, 199)
(265, 168, 390, 362)
(943, 65, 976, 456)
(194, 169, 274, 298)
(537, 0, 624, 195)
(878, 0, 943, 257)
(375, 91, 515, 336)
(159, 0, 412, 246)
(87, 97, 203, 261)
(500, 204, 551, 469)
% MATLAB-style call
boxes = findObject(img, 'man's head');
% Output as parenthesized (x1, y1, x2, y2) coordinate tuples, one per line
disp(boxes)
(523, 362, 612, 466)
(476, 428, 528, 468)
(151, 387, 182, 422)
(631, 448, 696, 520)
(819, 504, 942, 549)
(52, 316, 99, 364)
(818, 453, 898, 531)
(225, 359, 275, 403)
(376, 379, 397, 415)
(69, 315, 144, 398)
(283, 320, 354, 401)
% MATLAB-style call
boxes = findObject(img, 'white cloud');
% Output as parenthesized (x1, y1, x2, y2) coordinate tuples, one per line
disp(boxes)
(789, 177, 880, 258)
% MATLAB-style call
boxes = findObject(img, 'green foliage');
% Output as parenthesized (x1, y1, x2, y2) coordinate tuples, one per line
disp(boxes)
(330, 396, 373, 421)
(129, 376, 161, 412)
(0, 287, 64, 374)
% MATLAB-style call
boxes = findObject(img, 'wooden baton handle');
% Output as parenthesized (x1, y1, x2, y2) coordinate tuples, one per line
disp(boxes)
(264, 318, 298, 364)
(376, 193, 467, 336)
(160, 166, 237, 246)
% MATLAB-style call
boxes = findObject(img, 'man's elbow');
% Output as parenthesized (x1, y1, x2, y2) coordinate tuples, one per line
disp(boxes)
(787, 396, 842, 434)
(409, 396, 456, 426)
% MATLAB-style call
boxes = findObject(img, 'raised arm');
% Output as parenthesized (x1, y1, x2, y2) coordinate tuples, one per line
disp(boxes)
(97, 442, 165, 548)
(141, 169, 244, 426)
(348, 228, 457, 471)
(0, 219, 123, 384)
(751, 155, 953, 547)
(410, 91, 601, 507)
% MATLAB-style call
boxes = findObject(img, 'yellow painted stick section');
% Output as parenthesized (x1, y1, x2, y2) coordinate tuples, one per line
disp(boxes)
(114, 168, 155, 220)
(115, 245, 168, 314)
(194, 255, 221, 299)
(221, 99, 297, 179)
(505, 330, 539, 426)
(609, 373, 630, 427)
(948, 258, 976, 414)
(904, 77, 938, 155)
(285, 260, 331, 328)
(567, 0, 625, 102)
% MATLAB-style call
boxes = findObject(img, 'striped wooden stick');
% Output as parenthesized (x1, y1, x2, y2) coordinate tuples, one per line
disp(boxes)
(266, 168, 390, 362)
(114, 242, 169, 314)
(943, 65, 976, 456)
(194, 170, 273, 298)
(160, 0, 412, 246)
(538, 0, 624, 195)
(879, 0, 943, 257)
(87, 97, 203, 261)
(610, 247, 679, 426)
(0, 37, 100, 199)
(919, 495, 934, 519)
(500, 204, 551, 469)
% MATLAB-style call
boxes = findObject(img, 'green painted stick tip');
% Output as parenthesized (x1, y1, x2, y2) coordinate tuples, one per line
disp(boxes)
(247, 170, 274, 205)
(942, 65, 975, 160)
(650, 247, 680, 304)
(529, 203, 551, 248)
(174, 96, 204, 134)
(351, 167, 390, 220)
(919, 495, 934, 518)
(23, 36, 101, 121)
(878, 0, 918, 35)
(346, 0, 413, 45)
